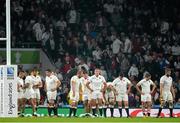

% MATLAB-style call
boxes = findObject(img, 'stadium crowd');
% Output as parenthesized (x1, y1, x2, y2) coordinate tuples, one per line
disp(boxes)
(0, 0, 180, 108)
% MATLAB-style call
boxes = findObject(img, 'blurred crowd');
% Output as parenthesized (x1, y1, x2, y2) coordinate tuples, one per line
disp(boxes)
(0, 0, 180, 107)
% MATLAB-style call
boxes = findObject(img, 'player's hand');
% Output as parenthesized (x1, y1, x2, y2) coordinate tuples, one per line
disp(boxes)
(141, 92, 145, 95)
(115, 92, 118, 96)
(90, 89, 93, 93)
(100, 89, 104, 92)
(126, 91, 130, 94)
(51, 88, 56, 92)
(150, 91, 153, 95)
(73, 93, 75, 97)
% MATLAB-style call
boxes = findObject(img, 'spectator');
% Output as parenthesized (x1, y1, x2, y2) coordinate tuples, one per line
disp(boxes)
(128, 64, 139, 78)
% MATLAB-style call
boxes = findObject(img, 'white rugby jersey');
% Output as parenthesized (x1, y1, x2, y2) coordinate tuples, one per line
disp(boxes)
(45, 74, 59, 91)
(81, 76, 91, 94)
(160, 75, 173, 92)
(25, 75, 35, 90)
(89, 75, 106, 91)
(112, 77, 131, 94)
(137, 78, 154, 94)
(33, 75, 41, 91)
(70, 75, 83, 93)
(17, 77, 24, 92)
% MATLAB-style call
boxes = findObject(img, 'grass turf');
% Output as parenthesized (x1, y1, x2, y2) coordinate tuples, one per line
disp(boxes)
(0, 117, 180, 122)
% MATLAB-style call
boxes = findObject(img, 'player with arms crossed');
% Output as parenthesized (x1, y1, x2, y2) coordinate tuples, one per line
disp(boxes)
(24, 69, 37, 116)
(136, 73, 156, 117)
(112, 72, 132, 117)
(69, 69, 83, 117)
(45, 69, 61, 117)
(33, 70, 42, 113)
(157, 68, 175, 118)
(17, 71, 26, 116)
(86, 68, 107, 117)
(103, 82, 116, 117)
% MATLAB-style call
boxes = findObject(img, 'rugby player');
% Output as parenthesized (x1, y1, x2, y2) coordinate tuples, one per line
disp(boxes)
(17, 71, 26, 116)
(86, 68, 107, 117)
(136, 73, 156, 117)
(157, 68, 175, 118)
(112, 72, 132, 117)
(45, 69, 61, 117)
(69, 69, 83, 117)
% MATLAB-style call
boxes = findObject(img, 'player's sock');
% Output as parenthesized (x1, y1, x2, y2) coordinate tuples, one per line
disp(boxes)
(125, 108, 130, 117)
(110, 108, 114, 117)
(169, 108, 173, 117)
(73, 108, 77, 116)
(157, 107, 162, 117)
(99, 106, 103, 116)
(53, 107, 58, 116)
(92, 106, 96, 116)
(48, 108, 52, 116)
(103, 108, 107, 117)
(118, 107, 122, 117)
(69, 108, 73, 117)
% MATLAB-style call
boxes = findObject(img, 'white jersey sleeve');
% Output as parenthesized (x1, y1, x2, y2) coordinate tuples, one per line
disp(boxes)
(53, 75, 59, 82)
(137, 79, 143, 86)
(125, 77, 131, 85)
(160, 76, 165, 84)
(25, 76, 31, 84)
(149, 80, 154, 85)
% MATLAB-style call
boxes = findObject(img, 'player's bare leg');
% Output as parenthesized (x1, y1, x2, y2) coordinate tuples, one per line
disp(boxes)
(69, 100, 77, 117)
(91, 99, 97, 116)
(29, 98, 37, 116)
(168, 100, 174, 117)
(141, 101, 146, 117)
(124, 101, 130, 117)
(48, 100, 54, 116)
(18, 99, 22, 116)
(84, 100, 89, 113)
(109, 101, 115, 117)
(157, 100, 165, 118)
(98, 98, 103, 117)
(21, 98, 26, 116)
(147, 101, 152, 117)
(32, 98, 37, 116)
(118, 101, 122, 117)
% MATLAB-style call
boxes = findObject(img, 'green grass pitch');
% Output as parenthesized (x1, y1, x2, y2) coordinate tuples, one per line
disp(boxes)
(0, 117, 180, 123)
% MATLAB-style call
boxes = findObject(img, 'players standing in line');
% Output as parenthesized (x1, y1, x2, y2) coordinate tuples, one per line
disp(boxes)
(112, 72, 132, 117)
(157, 68, 175, 118)
(45, 69, 61, 117)
(69, 69, 83, 117)
(81, 68, 91, 116)
(17, 71, 26, 116)
(24, 69, 37, 116)
(103, 82, 116, 117)
(86, 68, 107, 117)
(136, 73, 156, 117)
(32, 70, 42, 113)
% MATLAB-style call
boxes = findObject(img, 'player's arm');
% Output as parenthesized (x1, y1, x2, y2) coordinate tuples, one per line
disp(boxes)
(44, 81, 47, 92)
(136, 82, 144, 95)
(112, 80, 118, 95)
(101, 81, 107, 92)
(72, 80, 76, 97)
(86, 81, 93, 92)
(56, 79, 61, 89)
(171, 85, 175, 100)
(24, 83, 30, 89)
(127, 83, 132, 94)
(17, 82, 21, 92)
(159, 77, 164, 98)
(150, 82, 156, 94)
